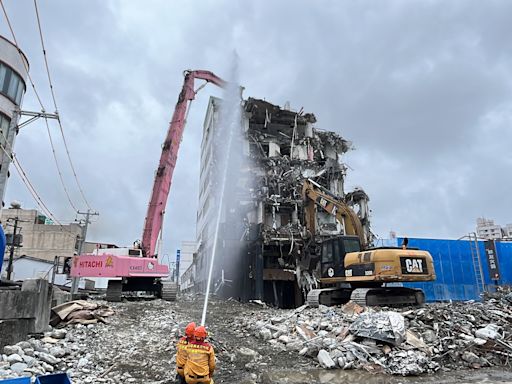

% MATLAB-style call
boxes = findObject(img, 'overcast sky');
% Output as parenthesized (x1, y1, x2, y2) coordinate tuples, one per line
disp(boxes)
(1, 0, 511, 260)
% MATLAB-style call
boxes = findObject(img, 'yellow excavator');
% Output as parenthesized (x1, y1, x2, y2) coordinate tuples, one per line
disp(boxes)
(302, 179, 436, 307)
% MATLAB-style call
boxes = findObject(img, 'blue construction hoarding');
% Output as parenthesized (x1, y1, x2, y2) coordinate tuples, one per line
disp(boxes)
(392, 237, 512, 302)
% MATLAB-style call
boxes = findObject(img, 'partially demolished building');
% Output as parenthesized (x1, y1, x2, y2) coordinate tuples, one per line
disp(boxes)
(194, 96, 369, 308)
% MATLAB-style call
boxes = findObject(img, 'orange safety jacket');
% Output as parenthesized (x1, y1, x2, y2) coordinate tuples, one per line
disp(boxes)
(184, 340, 216, 379)
(176, 336, 190, 376)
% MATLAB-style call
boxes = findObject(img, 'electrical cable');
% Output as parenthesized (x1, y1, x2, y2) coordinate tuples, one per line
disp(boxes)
(0, 0, 85, 240)
(0, 119, 78, 235)
(1, 0, 91, 212)
(43, 117, 78, 211)
(33, 0, 92, 210)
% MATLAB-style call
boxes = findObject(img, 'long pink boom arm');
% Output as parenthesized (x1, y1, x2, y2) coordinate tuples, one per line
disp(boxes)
(141, 70, 226, 258)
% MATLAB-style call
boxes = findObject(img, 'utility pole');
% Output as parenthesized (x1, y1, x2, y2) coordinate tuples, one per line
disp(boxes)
(6, 216, 19, 280)
(5, 216, 27, 280)
(70, 209, 99, 294)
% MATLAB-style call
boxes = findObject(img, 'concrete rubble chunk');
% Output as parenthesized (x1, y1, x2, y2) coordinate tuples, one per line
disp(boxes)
(6, 354, 23, 364)
(9, 362, 28, 373)
(236, 347, 260, 363)
(405, 329, 429, 351)
(38, 352, 59, 365)
(317, 349, 335, 369)
(341, 301, 364, 316)
(50, 329, 68, 339)
(462, 351, 480, 364)
(349, 311, 405, 345)
(475, 324, 501, 340)
(3, 346, 22, 356)
(259, 328, 272, 340)
(296, 325, 315, 341)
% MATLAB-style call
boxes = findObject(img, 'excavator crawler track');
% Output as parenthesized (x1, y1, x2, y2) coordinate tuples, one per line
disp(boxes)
(106, 280, 123, 302)
(351, 287, 425, 307)
(307, 287, 426, 307)
(161, 281, 178, 301)
(306, 288, 352, 307)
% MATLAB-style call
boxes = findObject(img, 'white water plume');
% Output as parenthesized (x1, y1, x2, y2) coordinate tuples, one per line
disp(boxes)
(201, 54, 242, 326)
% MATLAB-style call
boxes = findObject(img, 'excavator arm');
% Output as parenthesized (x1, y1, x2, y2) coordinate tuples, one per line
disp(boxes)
(302, 179, 367, 249)
(142, 70, 226, 257)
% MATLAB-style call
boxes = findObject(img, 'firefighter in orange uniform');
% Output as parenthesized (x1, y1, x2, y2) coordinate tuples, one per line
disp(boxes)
(184, 326, 216, 384)
(176, 322, 196, 384)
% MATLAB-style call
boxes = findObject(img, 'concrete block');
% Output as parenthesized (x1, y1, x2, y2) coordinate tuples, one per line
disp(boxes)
(21, 279, 50, 333)
(0, 319, 33, 349)
(0, 290, 37, 319)
(51, 289, 72, 308)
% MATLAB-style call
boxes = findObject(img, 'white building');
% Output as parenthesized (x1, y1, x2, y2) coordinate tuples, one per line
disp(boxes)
(180, 263, 195, 292)
(505, 224, 512, 239)
(476, 217, 504, 240)
(179, 241, 197, 282)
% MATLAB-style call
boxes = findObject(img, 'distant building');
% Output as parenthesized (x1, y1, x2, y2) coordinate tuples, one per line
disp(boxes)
(1, 207, 82, 262)
(179, 241, 197, 282)
(180, 263, 195, 292)
(505, 224, 512, 239)
(476, 217, 507, 240)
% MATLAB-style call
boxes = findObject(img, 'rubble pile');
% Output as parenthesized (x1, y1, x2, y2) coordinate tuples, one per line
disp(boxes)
(0, 301, 181, 383)
(238, 297, 512, 376)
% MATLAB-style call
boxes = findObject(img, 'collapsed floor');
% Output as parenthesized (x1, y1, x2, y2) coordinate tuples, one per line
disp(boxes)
(1, 294, 512, 383)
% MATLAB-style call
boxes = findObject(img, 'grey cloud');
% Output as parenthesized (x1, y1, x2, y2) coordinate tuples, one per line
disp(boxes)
(1, 0, 511, 260)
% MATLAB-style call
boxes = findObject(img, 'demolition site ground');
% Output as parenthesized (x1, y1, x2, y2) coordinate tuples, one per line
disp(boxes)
(3, 295, 512, 383)
(56, 297, 512, 383)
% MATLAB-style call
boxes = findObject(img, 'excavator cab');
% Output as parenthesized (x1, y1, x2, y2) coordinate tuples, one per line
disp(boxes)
(320, 236, 361, 279)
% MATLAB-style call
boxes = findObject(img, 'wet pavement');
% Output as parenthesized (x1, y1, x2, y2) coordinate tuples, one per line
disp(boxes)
(262, 368, 512, 383)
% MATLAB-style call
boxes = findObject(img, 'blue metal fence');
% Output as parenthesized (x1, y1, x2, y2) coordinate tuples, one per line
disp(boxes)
(395, 237, 512, 302)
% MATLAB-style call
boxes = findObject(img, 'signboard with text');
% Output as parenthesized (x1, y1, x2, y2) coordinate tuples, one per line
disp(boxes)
(484, 240, 500, 280)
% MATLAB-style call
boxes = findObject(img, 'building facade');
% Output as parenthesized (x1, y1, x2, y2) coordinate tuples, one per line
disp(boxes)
(1, 207, 82, 262)
(0, 35, 28, 206)
(178, 241, 197, 282)
(476, 217, 508, 240)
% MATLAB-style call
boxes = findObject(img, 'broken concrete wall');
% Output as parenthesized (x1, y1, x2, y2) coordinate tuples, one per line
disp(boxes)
(0, 278, 51, 348)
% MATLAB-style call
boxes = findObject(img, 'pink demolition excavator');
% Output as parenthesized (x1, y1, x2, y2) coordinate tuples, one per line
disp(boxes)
(71, 70, 226, 301)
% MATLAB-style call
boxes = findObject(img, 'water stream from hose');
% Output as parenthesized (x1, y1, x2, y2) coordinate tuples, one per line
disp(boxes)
(201, 56, 241, 326)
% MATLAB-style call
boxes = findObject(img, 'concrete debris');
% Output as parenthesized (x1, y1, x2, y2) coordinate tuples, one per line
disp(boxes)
(475, 324, 501, 340)
(238, 293, 512, 376)
(349, 311, 405, 346)
(317, 349, 336, 369)
(50, 300, 114, 327)
(0, 300, 183, 383)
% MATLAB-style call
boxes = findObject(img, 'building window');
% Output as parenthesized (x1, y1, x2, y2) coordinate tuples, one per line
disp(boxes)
(0, 61, 25, 105)
(0, 113, 10, 136)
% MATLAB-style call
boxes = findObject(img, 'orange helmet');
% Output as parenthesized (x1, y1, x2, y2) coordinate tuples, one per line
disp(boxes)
(185, 322, 196, 338)
(194, 326, 207, 339)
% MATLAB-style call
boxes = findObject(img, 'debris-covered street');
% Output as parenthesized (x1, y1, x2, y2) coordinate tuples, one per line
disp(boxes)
(2, 294, 512, 383)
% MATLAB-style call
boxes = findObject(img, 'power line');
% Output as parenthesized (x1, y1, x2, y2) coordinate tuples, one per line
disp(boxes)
(1, 0, 92, 212)
(0, 138, 59, 224)
(0, 117, 77, 236)
(43, 117, 78, 211)
(33, 0, 92, 210)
